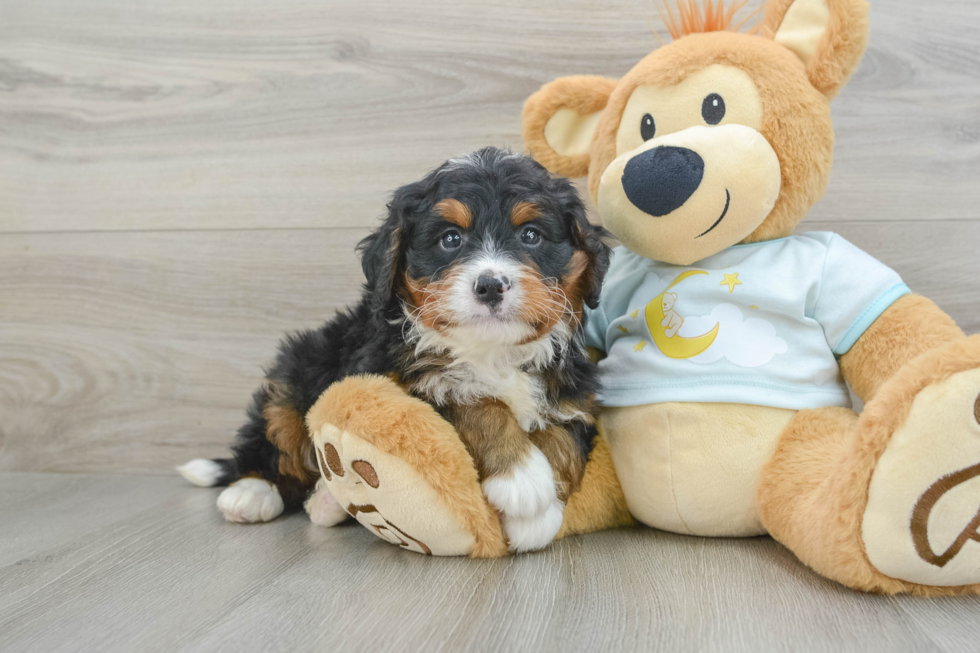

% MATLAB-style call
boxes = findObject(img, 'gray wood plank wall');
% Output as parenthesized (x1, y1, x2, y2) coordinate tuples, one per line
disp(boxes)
(2, 0, 978, 474)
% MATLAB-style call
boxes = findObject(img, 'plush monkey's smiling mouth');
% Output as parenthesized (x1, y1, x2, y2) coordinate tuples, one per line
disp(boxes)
(695, 189, 731, 239)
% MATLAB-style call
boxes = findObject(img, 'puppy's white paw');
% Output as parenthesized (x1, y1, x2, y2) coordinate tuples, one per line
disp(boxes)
(176, 459, 222, 487)
(481, 447, 563, 552)
(503, 500, 564, 553)
(216, 479, 284, 523)
(482, 447, 556, 519)
(304, 481, 349, 527)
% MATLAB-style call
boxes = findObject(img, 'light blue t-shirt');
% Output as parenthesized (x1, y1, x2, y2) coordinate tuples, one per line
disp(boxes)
(585, 233, 910, 410)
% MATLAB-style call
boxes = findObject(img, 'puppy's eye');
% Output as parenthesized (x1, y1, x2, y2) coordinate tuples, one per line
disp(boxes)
(520, 226, 542, 246)
(641, 113, 656, 141)
(440, 230, 462, 250)
(702, 94, 726, 125)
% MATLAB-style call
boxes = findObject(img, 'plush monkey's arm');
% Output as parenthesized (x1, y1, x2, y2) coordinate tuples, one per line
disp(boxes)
(839, 294, 965, 402)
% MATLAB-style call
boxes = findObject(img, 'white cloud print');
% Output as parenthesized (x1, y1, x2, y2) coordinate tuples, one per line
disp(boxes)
(679, 303, 787, 368)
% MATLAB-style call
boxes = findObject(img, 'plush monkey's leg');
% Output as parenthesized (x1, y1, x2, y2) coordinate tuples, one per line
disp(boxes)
(757, 407, 877, 589)
(759, 336, 980, 595)
(556, 429, 634, 539)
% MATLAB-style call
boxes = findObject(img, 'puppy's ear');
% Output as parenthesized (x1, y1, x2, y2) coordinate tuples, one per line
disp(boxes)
(575, 219, 612, 311)
(556, 181, 611, 311)
(763, 0, 870, 98)
(523, 76, 618, 178)
(358, 182, 423, 312)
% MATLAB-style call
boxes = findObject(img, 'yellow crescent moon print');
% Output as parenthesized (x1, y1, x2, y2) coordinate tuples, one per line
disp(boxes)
(644, 270, 720, 359)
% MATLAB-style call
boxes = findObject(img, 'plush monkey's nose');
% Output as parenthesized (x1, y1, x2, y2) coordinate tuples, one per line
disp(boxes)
(621, 146, 704, 217)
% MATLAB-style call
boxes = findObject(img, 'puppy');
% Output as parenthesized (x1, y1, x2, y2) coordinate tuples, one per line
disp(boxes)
(178, 148, 611, 552)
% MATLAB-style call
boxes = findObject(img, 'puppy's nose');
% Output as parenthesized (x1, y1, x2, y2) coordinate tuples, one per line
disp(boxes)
(474, 274, 509, 306)
(622, 146, 704, 217)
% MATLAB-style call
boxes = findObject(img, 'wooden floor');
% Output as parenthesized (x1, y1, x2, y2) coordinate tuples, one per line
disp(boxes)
(1, 472, 979, 653)
(3, 0, 980, 649)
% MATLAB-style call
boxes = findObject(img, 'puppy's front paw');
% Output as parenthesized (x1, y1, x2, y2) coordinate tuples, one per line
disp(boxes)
(304, 479, 349, 527)
(482, 447, 557, 519)
(503, 500, 565, 553)
(482, 446, 563, 552)
(216, 478, 284, 523)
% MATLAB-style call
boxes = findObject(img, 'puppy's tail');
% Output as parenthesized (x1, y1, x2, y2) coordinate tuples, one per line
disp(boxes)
(176, 458, 240, 487)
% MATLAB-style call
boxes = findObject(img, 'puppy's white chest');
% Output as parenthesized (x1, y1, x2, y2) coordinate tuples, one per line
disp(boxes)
(479, 368, 547, 432)
(407, 322, 566, 432)
(420, 363, 548, 432)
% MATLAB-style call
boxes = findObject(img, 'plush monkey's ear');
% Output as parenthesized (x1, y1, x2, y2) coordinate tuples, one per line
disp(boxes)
(522, 76, 618, 178)
(763, 0, 870, 98)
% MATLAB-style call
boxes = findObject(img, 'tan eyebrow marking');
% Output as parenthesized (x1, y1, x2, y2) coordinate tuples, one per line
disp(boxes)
(511, 201, 540, 226)
(434, 199, 472, 229)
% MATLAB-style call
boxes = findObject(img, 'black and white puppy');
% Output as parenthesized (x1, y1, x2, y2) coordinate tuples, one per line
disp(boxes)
(178, 148, 611, 551)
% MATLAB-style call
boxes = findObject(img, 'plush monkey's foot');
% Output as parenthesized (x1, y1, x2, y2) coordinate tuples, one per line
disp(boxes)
(306, 375, 508, 557)
(862, 339, 980, 588)
(760, 336, 980, 595)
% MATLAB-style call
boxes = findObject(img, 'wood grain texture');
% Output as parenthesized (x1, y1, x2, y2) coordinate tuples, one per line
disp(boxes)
(1, 0, 979, 233)
(0, 229, 366, 472)
(0, 472, 978, 653)
(0, 0, 979, 476)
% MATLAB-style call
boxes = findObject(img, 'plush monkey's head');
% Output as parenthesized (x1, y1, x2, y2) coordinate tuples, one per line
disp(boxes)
(523, 0, 870, 266)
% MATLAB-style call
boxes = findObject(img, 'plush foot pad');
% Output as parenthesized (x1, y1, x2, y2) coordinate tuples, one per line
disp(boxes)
(217, 478, 285, 523)
(306, 375, 508, 557)
(304, 479, 349, 527)
(482, 447, 564, 552)
(863, 367, 980, 586)
(311, 424, 476, 555)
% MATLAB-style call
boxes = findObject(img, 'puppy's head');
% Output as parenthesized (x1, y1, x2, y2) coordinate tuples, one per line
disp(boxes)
(359, 148, 610, 346)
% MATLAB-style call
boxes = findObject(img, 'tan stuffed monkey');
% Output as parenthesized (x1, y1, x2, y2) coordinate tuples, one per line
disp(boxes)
(307, 0, 980, 596)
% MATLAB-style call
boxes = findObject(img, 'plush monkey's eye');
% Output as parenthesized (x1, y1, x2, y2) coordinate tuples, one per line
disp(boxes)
(440, 230, 462, 250)
(520, 226, 542, 246)
(702, 94, 726, 125)
(640, 113, 656, 141)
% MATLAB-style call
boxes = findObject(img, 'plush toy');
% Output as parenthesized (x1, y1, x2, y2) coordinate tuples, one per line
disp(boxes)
(307, 0, 980, 595)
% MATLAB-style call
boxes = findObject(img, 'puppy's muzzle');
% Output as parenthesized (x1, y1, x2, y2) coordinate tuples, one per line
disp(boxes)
(622, 146, 705, 217)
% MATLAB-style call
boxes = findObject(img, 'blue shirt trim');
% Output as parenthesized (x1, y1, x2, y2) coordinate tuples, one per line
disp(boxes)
(597, 378, 852, 410)
(832, 283, 911, 356)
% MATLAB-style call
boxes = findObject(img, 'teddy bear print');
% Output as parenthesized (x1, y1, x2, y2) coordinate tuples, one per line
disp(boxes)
(660, 292, 684, 338)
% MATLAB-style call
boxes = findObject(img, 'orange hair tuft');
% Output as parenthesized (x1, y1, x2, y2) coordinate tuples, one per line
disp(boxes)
(657, 0, 765, 40)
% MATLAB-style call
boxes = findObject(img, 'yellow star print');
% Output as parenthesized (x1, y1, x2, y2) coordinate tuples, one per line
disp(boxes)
(634, 340, 648, 352)
(617, 325, 628, 333)
(720, 272, 742, 293)
(630, 309, 639, 319)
